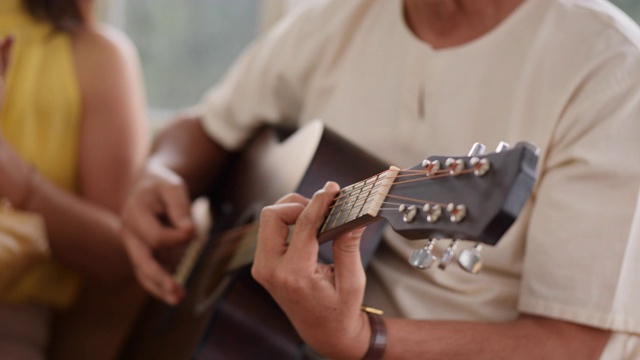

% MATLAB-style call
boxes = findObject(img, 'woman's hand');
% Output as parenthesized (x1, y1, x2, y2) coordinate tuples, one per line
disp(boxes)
(252, 182, 371, 360)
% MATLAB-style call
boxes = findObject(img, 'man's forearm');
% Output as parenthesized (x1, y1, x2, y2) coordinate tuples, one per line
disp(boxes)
(150, 113, 230, 198)
(382, 314, 609, 360)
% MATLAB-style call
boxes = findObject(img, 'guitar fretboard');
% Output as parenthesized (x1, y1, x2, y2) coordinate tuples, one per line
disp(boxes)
(318, 167, 399, 241)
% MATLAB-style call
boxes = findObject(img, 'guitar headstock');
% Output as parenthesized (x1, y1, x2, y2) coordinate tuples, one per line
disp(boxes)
(380, 141, 538, 245)
(318, 141, 538, 273)
(376, 141, 538, 273)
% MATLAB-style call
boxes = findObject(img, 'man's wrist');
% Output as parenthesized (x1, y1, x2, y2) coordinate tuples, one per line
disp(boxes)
(361, 306, 387, 360)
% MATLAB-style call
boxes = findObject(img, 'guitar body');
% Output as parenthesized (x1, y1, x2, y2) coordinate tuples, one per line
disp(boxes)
(119, 120, 388, 359)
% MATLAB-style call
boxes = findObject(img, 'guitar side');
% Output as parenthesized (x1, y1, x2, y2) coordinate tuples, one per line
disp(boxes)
(118, 120, 388, 359)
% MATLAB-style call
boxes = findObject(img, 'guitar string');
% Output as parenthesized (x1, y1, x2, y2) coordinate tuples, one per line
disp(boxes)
(329, 168, 471, 210)
(323, 168, 473, 229)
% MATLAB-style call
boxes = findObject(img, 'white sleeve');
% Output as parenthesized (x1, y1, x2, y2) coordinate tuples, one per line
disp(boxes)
(197, 2, 335, 151)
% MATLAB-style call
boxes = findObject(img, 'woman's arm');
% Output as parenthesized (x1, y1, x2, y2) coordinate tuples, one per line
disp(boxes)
(20, 24, 149, 285)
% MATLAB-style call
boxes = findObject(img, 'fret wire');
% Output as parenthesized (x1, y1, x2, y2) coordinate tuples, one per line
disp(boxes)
(331, 167, 471, 210)
(329, 175, 386, 211)
(325, 173, 386, 230)
(321, 194, 340, 234)
(338, 183, 361, 227)
(354, 173, 381, 219)
(334, 173, 385, 203)
(323, 164, 474, 232)
(344, 177, 375, 223)
(324, 167, 462, 230)
(338, 177, 378, 219)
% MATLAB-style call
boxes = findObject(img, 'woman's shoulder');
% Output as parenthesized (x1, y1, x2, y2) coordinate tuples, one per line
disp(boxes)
(70, 23, 139, 68)
(69, 22, 143, 102)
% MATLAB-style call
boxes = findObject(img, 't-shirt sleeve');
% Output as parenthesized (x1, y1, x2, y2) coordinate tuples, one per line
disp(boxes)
(518, 42, 640, 334)
(197, 3, 330, 151)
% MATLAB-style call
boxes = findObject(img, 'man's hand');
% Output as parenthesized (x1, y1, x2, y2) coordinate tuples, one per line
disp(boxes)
(120, 161, 195, 305)
(252, 182, 371, 360)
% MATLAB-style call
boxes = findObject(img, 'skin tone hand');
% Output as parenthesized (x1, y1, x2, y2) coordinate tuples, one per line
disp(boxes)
(252, 181, 371, 360)
(120, 160, 196, 305)
(120, 115, 230, 304)
(252, 182, 610, 360)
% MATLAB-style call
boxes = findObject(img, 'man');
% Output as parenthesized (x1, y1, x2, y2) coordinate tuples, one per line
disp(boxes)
(121, 0, 640, 358)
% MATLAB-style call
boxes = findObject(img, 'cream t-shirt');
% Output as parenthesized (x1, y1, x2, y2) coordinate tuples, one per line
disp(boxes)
(199, 0, 640, 357)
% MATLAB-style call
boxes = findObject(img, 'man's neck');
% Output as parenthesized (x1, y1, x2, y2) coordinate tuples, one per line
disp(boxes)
(403, 0, 526, 49)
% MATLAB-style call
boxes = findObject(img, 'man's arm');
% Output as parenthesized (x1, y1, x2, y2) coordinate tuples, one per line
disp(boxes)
(121, 113, 230, 304)
(148, 112, 230, 197)
(383, 314, 608, 360)
(252, 182, 610, 360)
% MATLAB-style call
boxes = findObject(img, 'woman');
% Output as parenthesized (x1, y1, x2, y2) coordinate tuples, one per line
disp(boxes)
(0, 0, 148, 358)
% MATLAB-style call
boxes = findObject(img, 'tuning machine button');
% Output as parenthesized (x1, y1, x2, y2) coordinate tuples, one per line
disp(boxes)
(409, 239, 437, 269)
(445, 158, 465, 175)
(422, 159, 441, 176)
(398, 204, 418, 223)
(468, 142, 486, 156)
(422, 203, 442, 223)
(496, 141, 510, 152)
(438, 239, 459, 270)
(447, 203, 467, 223)
(470, 157, 490, 176)
(458, 243, 483, 274)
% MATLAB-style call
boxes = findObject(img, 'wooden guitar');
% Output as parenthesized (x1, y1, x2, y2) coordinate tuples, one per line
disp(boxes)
(118, 120, 538, 359)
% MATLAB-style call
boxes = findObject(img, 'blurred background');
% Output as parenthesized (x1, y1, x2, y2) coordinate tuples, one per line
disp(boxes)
(100, 0, 640, 127)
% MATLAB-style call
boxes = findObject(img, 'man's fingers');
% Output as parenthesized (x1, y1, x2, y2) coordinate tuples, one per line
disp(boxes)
(122, 229, 185, 305)
(158, 180, 195, 233)
(125, 200, 192, 248)
(333, 228, 366, 296)
(121, 184, 194, 248)
(253, 202, 306, 279)
(288, 182, 340, 259)
(275, 192, 309, 206)
(256, 192, 310, 260)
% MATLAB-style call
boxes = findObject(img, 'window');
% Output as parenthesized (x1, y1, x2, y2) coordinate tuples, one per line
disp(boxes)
(612, 0, 640, 22)
(110, 0, 264, 125)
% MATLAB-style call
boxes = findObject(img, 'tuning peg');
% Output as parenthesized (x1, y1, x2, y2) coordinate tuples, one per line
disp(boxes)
(398, 204, 418, 223)
(470, 157, 490, 176)
(496, 141, 510, 152)
(468, 142, 486, 156)
(447, 203, 467, 223)
(422, 159, 441, 176)
(422, 203, 442, 223)
(445, 158, 465, 175)
(409, 239, 437, 269)
(457, 243, 483, 274)
(438, 239, 459, 270)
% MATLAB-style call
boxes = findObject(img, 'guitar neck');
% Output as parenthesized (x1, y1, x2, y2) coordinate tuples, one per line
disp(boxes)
(318, 166, 400, 243)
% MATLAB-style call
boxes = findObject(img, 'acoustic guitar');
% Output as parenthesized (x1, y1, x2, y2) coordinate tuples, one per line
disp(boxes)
(119, 119, 538, 359)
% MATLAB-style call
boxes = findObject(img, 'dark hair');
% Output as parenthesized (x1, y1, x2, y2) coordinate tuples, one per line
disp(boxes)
(23, 0, 84, 31)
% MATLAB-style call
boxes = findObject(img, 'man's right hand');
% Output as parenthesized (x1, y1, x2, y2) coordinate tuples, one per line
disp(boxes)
(120, 161, 196, 305)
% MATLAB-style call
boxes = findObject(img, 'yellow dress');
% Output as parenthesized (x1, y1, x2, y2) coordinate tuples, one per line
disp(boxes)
(0, 0, 81, 309)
